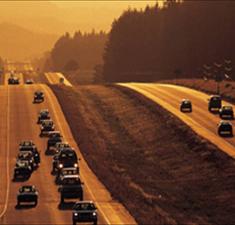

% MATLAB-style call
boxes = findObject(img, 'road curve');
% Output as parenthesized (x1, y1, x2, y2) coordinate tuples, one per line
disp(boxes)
(119, 83, 235, 159)
(0, 78, 136, 224)
(45, 72, 72, 86)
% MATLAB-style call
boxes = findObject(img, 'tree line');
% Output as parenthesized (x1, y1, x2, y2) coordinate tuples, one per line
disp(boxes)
(44, 30, 107, 72)
(102, 1, 235, 82)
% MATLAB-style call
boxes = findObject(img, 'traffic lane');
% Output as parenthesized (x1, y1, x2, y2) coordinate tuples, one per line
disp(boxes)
(3, 85, 108, 225)
(145, 84, 235, 141)
(4, 73, 24, 86)
(139, 84, 221, 132)
(3, 85, 67, 225)
(40, 84, 136, 225)
(120, 83, 235, 159)
(45, 73, 72, 86)
(0, 86, 9, 216)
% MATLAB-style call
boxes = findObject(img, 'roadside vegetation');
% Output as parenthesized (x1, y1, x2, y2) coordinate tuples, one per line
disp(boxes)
(52, 84, 235, 225)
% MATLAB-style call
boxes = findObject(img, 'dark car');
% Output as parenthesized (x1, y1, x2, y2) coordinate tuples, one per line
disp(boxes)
(218, 121, 233, 137)
(37, 109, 50, 124)
(34, 91, 44, 103)
(219, 106, 234, 119)
(46, 131, 62, 152)
(59, 175, 84, 204)
(8, 77, 20, 85)
(17, 185, 38, 206)
(40, 120, 55, 137)
(52, 148, 79, 175)
(14, 160, 32, 180)
(208, 95, 222, 112)
(19, 141, 40, 164)
(72, 201, 98, 225)
(25, 79, 34, 84)
(17, 151, 36, 170)
(180, 99, 192, 112)
(55, 167, 79, 185)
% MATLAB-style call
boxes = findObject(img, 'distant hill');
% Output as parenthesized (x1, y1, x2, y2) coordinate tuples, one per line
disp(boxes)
(0, 23, 58, 60)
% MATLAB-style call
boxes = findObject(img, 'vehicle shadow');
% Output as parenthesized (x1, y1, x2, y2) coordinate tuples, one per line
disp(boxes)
(45, 149, 55, 156)
(12, 176, 31, 182)
(58, 201, 76, 210)
(15, 204, 36, 210)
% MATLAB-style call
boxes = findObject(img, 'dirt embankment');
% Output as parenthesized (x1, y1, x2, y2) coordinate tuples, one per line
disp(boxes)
(52, 84, 235, 225)
(162, 79, 235, 104)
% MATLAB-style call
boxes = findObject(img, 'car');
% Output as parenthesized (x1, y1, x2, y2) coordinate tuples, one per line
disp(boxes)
(58, 175, 84, 204)
(8, 77, 20, 85)
(72, 201, 98, 225)
(19, 141, 40, 164)
(17, 151, 36, 169)
(17, 185, 38, 206)
(46, 131, 63, 152)
(14, 160, 32, 180)
(52, 148, 79, 175)
(208, 95, 222, 112)
(34, 91, 44, 103)
(25, 79, 34, 84)
(218, 121, 233, 137)
(55, 167, 79, 185)
(49, 141, 69, 155)
(180, 99, 192, 112)
(37, 109, 50, 124)
(219, 106, 234, 119)
(40, 120, 55, 137)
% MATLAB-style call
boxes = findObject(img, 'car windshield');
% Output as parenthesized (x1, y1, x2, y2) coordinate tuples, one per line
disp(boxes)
(21, 186, 35, 193)
(223, 106, 232, 110)
(60, 151, 77, 159)
(74, 203, 96, 211)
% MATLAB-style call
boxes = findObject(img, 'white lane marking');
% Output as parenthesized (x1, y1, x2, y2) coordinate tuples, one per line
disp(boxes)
(41, 84, 112, 225)
(0, 85, 11, 218)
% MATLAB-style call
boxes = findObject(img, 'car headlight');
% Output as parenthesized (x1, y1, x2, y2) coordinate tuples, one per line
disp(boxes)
(59, 164, 63, 168)
(92, 212, 97, 216)
(74, 163, 78, 168)
(74, 212, 78, 217)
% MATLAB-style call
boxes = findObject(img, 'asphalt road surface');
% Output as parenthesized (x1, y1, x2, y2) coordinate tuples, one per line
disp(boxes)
(120, 83, 235, 159)
(45, 73, 72, 87)
(0, 74, 136, 225)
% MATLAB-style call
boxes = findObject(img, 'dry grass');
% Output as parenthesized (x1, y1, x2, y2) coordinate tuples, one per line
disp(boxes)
(162, 79, 235, 104)
(52, 84, 235, 225)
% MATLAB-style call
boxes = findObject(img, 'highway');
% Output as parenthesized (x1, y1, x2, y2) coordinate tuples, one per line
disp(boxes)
(45, 72, 72, 86)
(0, 72, 136, 224)
(120, 83, 235, 159)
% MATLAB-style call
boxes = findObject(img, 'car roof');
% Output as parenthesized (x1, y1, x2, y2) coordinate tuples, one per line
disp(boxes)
(20, 140, 34, 145)
(222, 105, 233, 109)
(219, 121, 232, 125)
(210, 95, 221, 99)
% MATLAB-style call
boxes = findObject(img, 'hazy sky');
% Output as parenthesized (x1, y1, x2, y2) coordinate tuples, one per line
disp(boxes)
(0, 1, 159, 33)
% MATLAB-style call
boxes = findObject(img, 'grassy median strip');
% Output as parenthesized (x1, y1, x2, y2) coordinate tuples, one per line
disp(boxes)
(52, 84, 235, 225)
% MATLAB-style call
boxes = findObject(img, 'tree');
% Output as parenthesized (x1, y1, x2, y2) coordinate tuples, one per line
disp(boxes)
(63, 59, 79, 72)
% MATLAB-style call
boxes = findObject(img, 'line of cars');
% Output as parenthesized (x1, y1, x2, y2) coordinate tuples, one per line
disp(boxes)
(12, 89, 98, 224)
(14, 141, 40, 206)
(180, 95, 234, 137)
(7, 73, 34, 85)
(37, 104, 98, 224)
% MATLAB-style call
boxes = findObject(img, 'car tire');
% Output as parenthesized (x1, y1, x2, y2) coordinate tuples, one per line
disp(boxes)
(94, 221, 97, 225)
(34, 200, 38, 206)
(73, 221, 76, 225)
